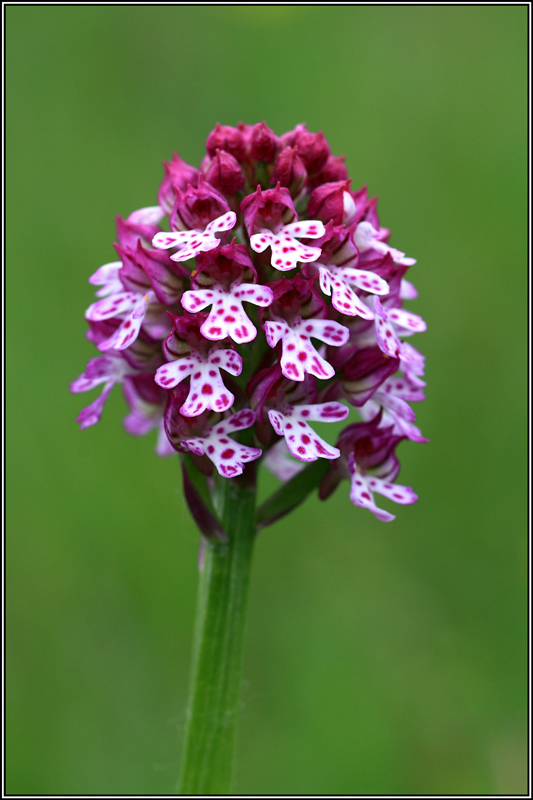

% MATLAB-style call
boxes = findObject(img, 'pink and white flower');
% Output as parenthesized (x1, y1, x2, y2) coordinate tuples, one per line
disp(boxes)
(265, 317, 349, 381)
(181, 409, 262, 478)
(86, 288, 164, 352)
(155, 346, 242, 417)
(250, 220, 326, 271)
(152, 211, 236, 262)
(268, 402, 349, 462)
(354, 221, 416, 266)
(348, 453, 417, 522)
(181, 281, 273, 343)
(318, 264, 390, 319)
(71, 354, 133, 429)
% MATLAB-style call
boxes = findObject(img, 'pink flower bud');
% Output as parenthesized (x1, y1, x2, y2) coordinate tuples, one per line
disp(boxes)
(271, 147, 307, 195)
(250, 122, 280, 163)
(170, 176, 229, 231)
(206, 123, 246, 162)
(204, 149, 245, 195)
(158, 152, 199, 216)
(293, 130, 330, 174)
(307, 180, 351, 226)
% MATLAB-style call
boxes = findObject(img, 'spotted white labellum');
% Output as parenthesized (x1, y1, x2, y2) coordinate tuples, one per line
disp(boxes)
(318, 264, 389, 319)
(348, 453, 417, 522)
(250, 220, 326, 271)
(354, 221, 416, 266)
(265, 317, 349, 381)
(152, 211, 236, 262)
(181, 409, 262, 478)
(268, 402, 349, 462)
(181, 282, 273, 343)
(155, 346, 242, 417)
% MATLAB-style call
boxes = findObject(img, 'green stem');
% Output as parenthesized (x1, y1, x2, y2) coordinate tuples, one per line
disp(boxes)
(178, 472, 257, 795)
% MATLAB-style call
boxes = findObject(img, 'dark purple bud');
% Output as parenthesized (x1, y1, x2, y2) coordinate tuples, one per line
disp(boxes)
(204, 149, 245, 195)
(170, 175, 229, 231)
(250, 122, 280, 162)
(158, 152, 199, 215)
(116, 214, 160, 251)
(293, 130, 330, 174)
(271, 147, 307, 195)
(241, 183, 296, 236)
(280, 123, 308, 149)
(206, 123, 246, 162)
(307, 155, 348, 191)
(307, 181, 352, 227)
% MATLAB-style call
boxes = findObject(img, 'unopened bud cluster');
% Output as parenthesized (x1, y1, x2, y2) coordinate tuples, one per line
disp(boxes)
(72, 122, 427, 522)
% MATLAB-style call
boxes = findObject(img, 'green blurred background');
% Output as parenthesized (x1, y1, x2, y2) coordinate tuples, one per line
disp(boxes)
(7, 6, 527, 795)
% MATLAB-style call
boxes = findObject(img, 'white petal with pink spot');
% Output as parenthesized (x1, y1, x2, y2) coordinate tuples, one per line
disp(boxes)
(318, 265, 389, 319)
(181, 282, 273, 343)
(250, 220, 325, 271)
(88, 261, 123, 298)
(86, 289, 155, 352)
(152, 211, 236, 262)
(265, 317, 349, 381)
(268, 401, 348, 462)
(348, 454, 417, 522)
(354, 221, 416, 266)
(181, 409, 262, 478)
(155, 347, 242, 417)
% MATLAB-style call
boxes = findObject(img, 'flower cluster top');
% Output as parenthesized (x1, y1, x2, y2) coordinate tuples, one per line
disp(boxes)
(72, 122, 427, 522)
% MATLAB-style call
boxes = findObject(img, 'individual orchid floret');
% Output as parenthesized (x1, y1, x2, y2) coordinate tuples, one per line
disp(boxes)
(281, 125, 330, 174)
(86, 288, 160, 352)
(250, 220, 326, 271)
(355, 221, 416, 267)
(265, 315, 349, 381)
(373, 297, 426, 361)
(268, 402, 349, 462)
(241, 183, 297, 236)
(71, 354, 133, 429)
(203, 149, 245, 196)
(181, 281, 273, 343)
(181, 409, 262, 478)
(158, 152, 200, 215)
(115, 209, 164, 252)
(155, 344, 241, 417)
(307, 180, 355, 227)
(271, 147, 307, 196)
(358, 376, 428, 444)
(206, 123, 247, 162)
(318, 264, 390, 319)
(152, 211, 236, 263)
(348, 453, 417, 522)
(88, 261, 123, 298)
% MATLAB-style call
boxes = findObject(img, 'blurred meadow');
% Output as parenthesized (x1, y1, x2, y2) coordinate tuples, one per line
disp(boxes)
(7, 6, 527, 795)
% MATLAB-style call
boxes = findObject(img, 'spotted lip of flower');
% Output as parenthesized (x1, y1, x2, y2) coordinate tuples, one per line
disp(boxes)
(155, 342, 242, 417)
(318, 264, 390, 319)
(181, 280, 273, 344)
(265, 315, 349, 382)
(268, 401, 349, 462)
(250, 219, 327, 271)
(70, 354, 133, 429)
(348, 453, 417, 522)
(151, 211, 236, 263)
(355, 221, 416, 267)
(85, 287, 155, 352)
(372, 297, 427, 362)
(181, 409, 262, 478)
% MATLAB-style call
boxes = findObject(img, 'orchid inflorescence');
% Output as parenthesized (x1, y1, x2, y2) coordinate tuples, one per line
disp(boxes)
(72, 122, 427, 523)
